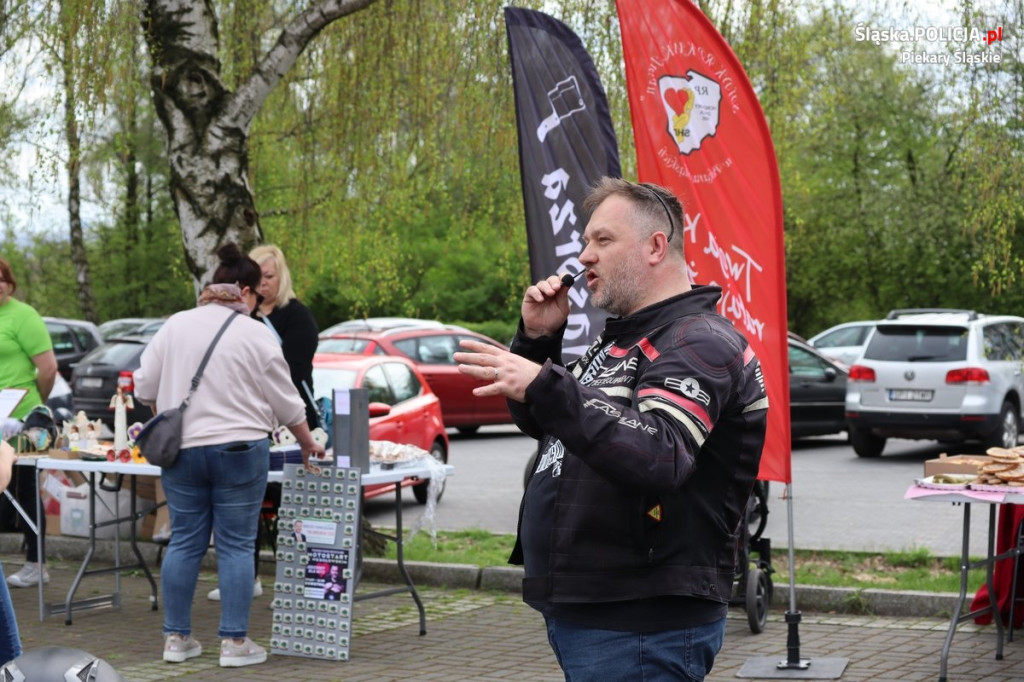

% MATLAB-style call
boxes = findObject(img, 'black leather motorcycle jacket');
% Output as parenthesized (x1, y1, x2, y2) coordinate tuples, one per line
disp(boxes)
(508, 285, 768, 610)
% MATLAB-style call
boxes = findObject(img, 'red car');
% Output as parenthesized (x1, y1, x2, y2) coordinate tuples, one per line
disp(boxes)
(312, 353, 449, 503)
(317, 319, 513, 434)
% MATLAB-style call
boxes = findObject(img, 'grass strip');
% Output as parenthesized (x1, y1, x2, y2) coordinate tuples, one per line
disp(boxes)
(381, 530, 986, 594)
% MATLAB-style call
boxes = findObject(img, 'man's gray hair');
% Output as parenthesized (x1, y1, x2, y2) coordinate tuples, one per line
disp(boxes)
(583, 177, 684, 248)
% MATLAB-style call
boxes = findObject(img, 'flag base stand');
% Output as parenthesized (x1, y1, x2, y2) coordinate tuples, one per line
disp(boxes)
(738, 611, 848, 679)
(739, 487, 849, 679)
(738, 658, 848, 679)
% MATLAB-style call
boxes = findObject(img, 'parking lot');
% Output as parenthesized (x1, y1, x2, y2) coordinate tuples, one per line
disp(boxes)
(371, 426, 996, 559)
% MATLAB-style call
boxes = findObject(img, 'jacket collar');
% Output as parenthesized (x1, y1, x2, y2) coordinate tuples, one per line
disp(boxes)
(601, 284, 723, 345)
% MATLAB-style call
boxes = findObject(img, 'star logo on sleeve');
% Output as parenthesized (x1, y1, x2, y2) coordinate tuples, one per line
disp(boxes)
(670, 377, 712, 406)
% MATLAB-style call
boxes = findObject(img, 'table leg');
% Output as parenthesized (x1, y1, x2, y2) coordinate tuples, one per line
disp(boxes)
(33, 467, 44, 623)
(985, 504, 1005, 659)
(127, 476, 159, 611)
(1008, 516, 1024, 642)
(63, 472, 101, 625)
(352, 484, 427, 635)
(938, 502, 1008, 682)
(939, 502, 971, 681)
(392, 484, 426, 635)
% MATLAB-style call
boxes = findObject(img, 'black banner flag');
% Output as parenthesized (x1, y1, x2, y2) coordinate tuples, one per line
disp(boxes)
(504, 6, 621, 360)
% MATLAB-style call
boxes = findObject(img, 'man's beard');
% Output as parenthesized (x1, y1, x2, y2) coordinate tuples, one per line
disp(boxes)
(592, 253, 647, 317)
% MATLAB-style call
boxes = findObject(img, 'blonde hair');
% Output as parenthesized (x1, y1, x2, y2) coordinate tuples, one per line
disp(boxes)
(249, 244, 297, 309)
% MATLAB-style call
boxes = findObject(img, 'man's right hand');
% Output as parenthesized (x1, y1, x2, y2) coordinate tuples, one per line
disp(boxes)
(522, 275, 572, 339)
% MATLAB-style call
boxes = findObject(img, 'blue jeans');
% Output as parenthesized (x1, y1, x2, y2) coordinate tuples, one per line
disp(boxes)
(161, 440, 269, 639)
(0, 561, 22, 665)
(545, 615, 726, 682)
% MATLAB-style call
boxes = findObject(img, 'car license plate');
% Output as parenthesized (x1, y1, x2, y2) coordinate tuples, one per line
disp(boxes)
(78, 377, 103, 389)
(889, 389, 934, 401)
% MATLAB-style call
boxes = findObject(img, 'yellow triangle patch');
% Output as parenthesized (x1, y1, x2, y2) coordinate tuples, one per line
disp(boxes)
(646, 504, 662, 522)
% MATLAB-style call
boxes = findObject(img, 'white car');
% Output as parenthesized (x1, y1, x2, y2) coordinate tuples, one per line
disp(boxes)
(808, 320, 878, 366)
(845, 309, 1024, 457)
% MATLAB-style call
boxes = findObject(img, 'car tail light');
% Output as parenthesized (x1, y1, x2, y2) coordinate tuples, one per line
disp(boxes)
(946, 367, 990, 384)
(848, 365, 876, 382)
(117, 371, 135, 393)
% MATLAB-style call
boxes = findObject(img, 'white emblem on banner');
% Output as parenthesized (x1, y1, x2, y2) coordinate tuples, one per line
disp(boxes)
(537, 76, 586, 142)
(658, 72, 721, 155)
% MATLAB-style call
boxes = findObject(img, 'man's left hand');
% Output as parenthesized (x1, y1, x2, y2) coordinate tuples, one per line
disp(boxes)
(455, 339, 541, 403)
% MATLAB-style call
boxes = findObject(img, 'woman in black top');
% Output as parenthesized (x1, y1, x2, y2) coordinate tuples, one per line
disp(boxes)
(251, 244, 320, 427)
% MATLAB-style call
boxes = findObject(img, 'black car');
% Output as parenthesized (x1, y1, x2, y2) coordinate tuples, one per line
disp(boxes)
(788, 334, 849, 439)
(97, 317, 166, 340)
(70, 334, 155, 427)
(43, 317, 103, 381)
(45, 373, 73, 415)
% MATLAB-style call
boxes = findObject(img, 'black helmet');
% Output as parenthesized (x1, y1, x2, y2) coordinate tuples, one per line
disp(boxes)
(0, 646, 125, 681)
(20, 401, 57, 448)
(21, 405, 57, 438)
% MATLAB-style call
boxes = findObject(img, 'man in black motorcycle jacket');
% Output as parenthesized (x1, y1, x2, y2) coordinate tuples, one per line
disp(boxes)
(455, 177, 768, 681)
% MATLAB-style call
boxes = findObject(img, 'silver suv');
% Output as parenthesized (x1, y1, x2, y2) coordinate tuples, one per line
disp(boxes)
(845, 309, 1024, 457)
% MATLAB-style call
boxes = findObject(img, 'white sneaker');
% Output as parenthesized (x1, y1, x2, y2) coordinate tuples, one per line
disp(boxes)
(207, 578, 262, 601)
(6, 562, 50, 588)
(163, 633, 202, 663)
(219, 637, 267, 668)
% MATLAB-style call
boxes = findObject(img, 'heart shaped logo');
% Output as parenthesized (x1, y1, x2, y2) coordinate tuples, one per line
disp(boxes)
(664, 88, 689, 114)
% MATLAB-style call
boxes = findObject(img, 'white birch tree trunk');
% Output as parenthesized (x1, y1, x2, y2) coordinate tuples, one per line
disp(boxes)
(141, 0, 378, 290)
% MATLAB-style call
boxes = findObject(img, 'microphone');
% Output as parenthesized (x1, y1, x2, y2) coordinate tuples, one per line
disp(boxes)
(560, 270, 586, 288)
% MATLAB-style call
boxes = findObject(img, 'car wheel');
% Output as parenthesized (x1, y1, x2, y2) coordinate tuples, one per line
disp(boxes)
(412, 439, 448, 504)
(985, 401, 1019, 450)
(850, 427, 886, 458)
(456, 425, 480, 435)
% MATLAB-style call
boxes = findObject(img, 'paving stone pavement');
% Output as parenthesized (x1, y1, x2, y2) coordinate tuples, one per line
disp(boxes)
(5, 550, 1024, 681)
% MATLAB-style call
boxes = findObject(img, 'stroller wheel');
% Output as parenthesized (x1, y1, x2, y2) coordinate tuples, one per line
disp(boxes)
(745, 567, 772, 633)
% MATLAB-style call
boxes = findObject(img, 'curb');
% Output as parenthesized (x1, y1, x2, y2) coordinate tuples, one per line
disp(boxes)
(359, 558, 963, 620)
(2, 535, 963, 620)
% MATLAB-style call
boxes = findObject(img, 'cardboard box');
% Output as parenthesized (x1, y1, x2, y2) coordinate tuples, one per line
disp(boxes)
(60, 484, 90, 537)
(135, 475, 158, 502)
(924, 454, 992, 477)
(40, 469, 85, 536)
(59, 481, 144, 540)
(36, 451, 91, 537)
(150, 480, 170, 542)
(137, 480, 168, 542)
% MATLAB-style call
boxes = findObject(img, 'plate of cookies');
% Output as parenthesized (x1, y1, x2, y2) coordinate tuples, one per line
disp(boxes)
(915, 473, 976, 490)
(968, 447, 1024, 492)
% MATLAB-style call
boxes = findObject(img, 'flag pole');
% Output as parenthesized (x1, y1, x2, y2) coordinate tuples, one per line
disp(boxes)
(737, 480, 849, 679)
(780, 482, 810, 670)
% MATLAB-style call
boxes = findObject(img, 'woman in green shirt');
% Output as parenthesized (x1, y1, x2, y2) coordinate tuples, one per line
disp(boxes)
(0, 257, 58, 588)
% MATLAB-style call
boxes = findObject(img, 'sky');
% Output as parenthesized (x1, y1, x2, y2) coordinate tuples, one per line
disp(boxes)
(0, 40, 108, 245)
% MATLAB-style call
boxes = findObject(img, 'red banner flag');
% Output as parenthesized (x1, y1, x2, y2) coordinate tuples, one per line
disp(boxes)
(616, 0, 790, 482)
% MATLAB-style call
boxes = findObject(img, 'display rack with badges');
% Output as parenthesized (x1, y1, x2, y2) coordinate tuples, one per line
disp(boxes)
(270, 462, 361, 661)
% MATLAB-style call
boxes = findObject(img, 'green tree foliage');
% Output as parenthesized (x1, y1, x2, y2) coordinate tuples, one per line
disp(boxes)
(720, 1, 1024, 336)
(245, 0, 580, 327)
(1, 0, 1022, 341)
(950, 1, 1024, 299)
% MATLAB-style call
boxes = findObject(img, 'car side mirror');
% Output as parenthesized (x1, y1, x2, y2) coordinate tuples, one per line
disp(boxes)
(824, 367, 838, 381)
(368, 402, 392, 418)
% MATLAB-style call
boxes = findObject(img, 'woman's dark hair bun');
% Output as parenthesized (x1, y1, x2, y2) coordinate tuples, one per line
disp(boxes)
(217, 242, 244, 264)
(210, 241, 262, 289)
